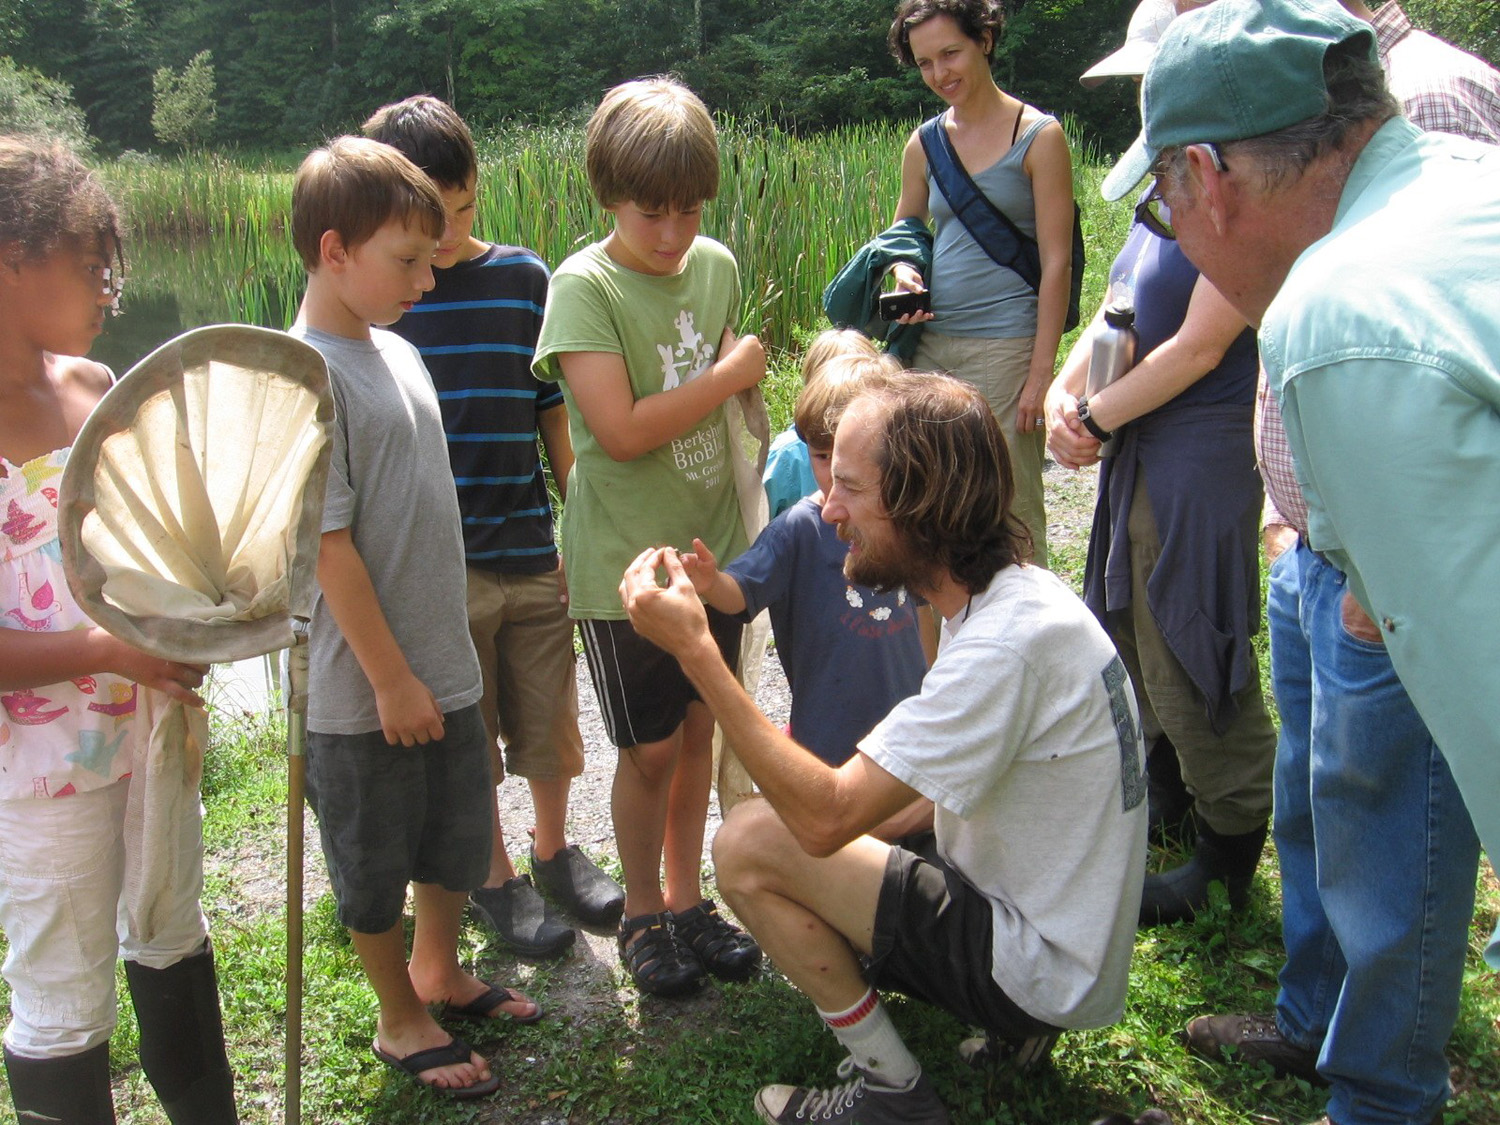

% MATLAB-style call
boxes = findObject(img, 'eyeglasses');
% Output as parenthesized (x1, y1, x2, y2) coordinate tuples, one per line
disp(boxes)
(1135, 179, 1176, 241)
(1138, 143, 1229, 242)
(91, 264, 124, 315)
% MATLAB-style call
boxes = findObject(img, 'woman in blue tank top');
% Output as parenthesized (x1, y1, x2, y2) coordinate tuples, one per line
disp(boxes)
(885, 0, 1077, 568)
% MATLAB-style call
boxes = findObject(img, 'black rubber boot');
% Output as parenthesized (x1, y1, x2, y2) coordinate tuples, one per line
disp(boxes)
(124, 942, 238, 1125)
(4, 1041, 116, 1124)
(1138, 819, 1268, 927)
(1145, 736, 1194, 848)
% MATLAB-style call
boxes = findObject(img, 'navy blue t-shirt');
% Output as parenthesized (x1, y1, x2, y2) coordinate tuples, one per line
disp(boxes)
(726, 498, 927, 765)
(391, 243, 562, 574)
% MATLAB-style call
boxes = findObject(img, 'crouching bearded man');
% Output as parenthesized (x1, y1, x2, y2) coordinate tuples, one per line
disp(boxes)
(619, 372, 1148, 1125)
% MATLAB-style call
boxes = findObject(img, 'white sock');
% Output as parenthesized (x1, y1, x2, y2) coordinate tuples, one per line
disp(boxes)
(816, 988, 921, 1089)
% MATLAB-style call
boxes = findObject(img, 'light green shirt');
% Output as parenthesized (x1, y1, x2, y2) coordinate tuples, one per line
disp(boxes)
(533, 238, 748, 618)
(1261, 117, 1500, 963)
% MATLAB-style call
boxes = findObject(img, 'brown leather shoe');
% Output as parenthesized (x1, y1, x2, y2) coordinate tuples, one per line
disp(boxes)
(1182, 1013, 1326, 1086)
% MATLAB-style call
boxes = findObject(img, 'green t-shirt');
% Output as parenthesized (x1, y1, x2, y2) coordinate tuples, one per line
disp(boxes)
(533, 237, 749, 618)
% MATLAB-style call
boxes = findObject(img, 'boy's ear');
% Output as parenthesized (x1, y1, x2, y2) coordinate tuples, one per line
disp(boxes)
(318, 229, 349, 270)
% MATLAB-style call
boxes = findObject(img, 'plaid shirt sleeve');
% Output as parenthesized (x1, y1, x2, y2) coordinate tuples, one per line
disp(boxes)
(1374, 2, 1500, 143)
(1255, 368, 1309, 534)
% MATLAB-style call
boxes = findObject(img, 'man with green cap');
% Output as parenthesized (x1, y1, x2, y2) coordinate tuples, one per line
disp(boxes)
(1101, 1, 1500, 1122)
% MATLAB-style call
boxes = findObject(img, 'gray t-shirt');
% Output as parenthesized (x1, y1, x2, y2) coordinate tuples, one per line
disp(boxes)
(861, 564, 1147, 1029)
(291, 325, 481, 735)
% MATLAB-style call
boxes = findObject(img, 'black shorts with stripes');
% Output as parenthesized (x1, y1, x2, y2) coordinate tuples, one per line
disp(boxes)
(578, 609, 743, 748)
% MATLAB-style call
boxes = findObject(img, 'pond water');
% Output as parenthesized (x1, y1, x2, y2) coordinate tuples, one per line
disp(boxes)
(95, 232, 303, 374)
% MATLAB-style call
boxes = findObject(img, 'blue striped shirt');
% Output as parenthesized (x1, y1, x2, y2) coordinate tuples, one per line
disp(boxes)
(391, 243, 562, 573)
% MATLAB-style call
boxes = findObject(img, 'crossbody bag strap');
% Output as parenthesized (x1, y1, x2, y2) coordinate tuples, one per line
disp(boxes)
(918, 112, 1043, 293)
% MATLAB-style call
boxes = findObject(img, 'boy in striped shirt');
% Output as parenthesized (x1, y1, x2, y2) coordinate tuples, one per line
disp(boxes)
(367, 96, 624, 957)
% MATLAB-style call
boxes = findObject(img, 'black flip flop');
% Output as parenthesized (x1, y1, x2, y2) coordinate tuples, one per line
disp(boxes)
(371, 1035, 501, 1100)
(439, 982, 545, 1025)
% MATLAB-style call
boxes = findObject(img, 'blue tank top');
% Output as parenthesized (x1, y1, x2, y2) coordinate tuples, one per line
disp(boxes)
(1107, 218, 1258, 411)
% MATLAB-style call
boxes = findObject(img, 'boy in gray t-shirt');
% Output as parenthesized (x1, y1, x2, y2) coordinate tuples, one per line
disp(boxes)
(288, 136, 539, 1102)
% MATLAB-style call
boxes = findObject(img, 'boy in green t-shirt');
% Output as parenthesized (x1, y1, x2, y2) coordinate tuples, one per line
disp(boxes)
(532, 77, 766, 998)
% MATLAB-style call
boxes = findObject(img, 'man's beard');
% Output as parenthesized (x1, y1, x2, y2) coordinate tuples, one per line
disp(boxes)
(842, 527, 934, 595)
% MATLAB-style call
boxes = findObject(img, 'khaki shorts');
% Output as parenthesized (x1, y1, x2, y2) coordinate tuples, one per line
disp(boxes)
(466, 566, 585, 782)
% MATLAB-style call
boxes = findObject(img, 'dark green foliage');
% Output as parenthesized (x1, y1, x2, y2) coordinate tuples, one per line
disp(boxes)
(5, 0, 1496, 156)
(1402, 0, 1500, 69)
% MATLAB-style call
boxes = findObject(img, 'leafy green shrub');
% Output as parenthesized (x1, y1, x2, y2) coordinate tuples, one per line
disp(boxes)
(0, 55, 92, 152)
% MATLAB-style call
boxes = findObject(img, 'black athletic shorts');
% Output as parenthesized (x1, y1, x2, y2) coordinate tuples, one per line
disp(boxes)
(579, 608, 742, 747)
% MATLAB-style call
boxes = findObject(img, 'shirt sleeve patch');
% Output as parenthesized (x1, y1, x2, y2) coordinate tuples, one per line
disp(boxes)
(1102, 654, 1146, 813)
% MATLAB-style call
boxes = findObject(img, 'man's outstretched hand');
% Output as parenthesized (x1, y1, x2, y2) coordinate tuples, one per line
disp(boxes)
(619, 546, 712, 661)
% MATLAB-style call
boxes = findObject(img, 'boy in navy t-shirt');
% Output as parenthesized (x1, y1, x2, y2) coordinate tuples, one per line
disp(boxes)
(684, 353, 932, 765)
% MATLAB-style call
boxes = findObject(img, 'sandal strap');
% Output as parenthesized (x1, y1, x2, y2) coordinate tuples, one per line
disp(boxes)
(618, 911, 696, 976)
(618, 910, 672, 939)
(674, 900, 753, 957)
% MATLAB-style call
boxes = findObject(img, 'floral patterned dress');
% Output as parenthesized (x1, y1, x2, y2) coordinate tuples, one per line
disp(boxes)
(1, 447, 137, 799)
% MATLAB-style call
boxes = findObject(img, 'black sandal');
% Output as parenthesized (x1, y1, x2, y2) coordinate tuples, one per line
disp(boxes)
(671, 898, 762, 981)
(617, 911, 704, 997)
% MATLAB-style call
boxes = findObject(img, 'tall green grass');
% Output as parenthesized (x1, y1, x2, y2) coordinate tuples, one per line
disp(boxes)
(97, 119, 1133, 366)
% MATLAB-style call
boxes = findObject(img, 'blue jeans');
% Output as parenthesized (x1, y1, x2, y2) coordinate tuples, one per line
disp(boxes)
(1269, 542, 1478, 1125)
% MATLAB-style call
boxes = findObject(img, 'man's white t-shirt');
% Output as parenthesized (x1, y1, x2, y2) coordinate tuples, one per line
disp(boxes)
(861, 564, 1147, 1028)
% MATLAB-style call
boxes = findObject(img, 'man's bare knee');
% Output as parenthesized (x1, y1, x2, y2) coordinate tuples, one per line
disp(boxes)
(714, 799, 798, 894)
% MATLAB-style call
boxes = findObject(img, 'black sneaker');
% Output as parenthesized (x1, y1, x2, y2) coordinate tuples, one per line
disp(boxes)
(755, 1059, 950, 1124)
(469, 875, 575, 959)
(531, 844, 626, 927)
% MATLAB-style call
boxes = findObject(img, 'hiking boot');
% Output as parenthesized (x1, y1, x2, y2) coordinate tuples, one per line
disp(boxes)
(957, 1029, 1058, 1070)
(531, 844, 626, 927)
(470, 875, 576, 958)
(755, 1058, 950, 1124)
(671, 898, 762, 981)
(1139, 820, 1268, 927)
(1182, 1013, 1325, 1086)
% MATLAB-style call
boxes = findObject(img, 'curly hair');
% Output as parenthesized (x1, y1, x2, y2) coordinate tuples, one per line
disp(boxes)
(888, 0, 1005, 67)
(0, 135, 122, 264)
(841, 372, 1031, 593)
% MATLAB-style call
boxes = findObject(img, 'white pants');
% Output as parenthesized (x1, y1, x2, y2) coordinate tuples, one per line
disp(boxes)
(0, 779, 208, 1057)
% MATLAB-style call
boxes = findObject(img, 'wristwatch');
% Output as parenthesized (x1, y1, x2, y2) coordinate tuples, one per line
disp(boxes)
(1076, 397, 1113, 443)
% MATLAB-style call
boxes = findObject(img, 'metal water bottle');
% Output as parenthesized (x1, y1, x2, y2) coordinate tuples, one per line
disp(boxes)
(1085, 301, 1136, 457)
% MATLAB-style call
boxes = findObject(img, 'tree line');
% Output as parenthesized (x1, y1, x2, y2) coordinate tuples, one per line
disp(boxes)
(1, 0, 1494, 158)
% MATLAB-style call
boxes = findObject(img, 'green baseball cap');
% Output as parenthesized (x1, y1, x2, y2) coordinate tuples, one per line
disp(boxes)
(1100, 0, 1376, 201)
